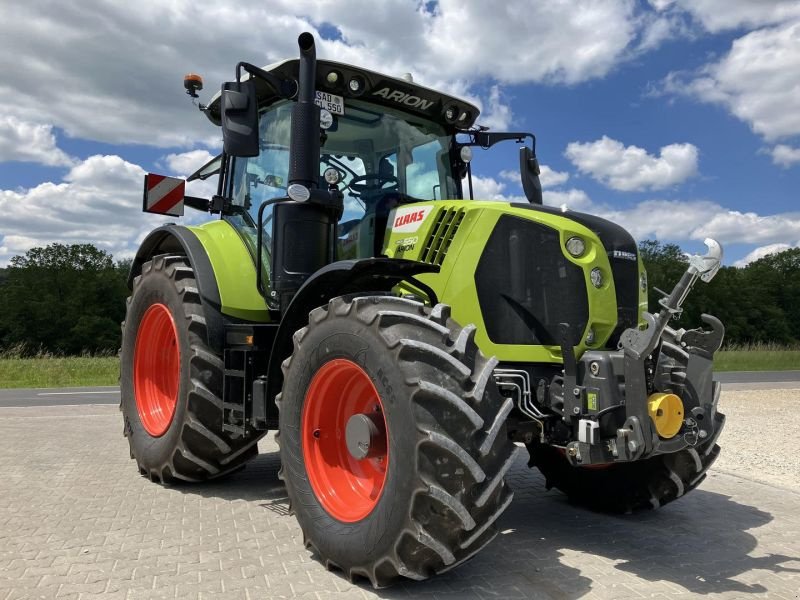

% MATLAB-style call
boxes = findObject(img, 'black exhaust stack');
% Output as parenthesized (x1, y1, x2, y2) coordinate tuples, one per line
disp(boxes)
(271, 33, 342, 314)
(288, 32, 320, 189)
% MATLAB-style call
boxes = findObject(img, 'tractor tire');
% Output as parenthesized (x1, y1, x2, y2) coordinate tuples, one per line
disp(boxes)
(528, 416, 724, 513)
(277, 296, 520, 587)
(120, 254, 262, 483)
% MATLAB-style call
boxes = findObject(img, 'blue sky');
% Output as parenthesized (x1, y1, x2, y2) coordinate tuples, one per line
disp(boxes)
(1, 0, 799, 266)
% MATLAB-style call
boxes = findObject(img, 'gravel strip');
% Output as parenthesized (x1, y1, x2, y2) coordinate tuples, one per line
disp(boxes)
(715, 386, 800, 492)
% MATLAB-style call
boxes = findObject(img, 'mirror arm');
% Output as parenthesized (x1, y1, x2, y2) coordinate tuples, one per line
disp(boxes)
(236, 62, 298, 99)
(462, 131, 536, 150)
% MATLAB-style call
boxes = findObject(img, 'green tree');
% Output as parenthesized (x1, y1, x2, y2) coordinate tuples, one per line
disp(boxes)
(0, 243, 128, 354)
(638, 240, 687, 313)
(740, 248, 799, 343)
(639, 241, 799, 345)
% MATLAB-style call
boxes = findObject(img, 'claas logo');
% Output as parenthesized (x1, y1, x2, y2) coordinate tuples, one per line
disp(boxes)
(394, 210, 426, 228)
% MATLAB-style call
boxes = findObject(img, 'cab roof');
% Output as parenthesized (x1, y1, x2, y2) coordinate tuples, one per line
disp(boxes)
(205, 58, 480, 131)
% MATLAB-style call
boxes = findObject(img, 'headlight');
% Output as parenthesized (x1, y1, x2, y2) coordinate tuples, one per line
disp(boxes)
(565, 236, 586, 257)
(590, 267, 604, 288)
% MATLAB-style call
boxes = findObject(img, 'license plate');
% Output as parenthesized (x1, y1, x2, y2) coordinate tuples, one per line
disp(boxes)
(315, 91, 344, 115)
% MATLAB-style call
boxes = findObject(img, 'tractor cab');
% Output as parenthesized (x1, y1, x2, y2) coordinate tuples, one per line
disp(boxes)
(219, 93, 460, 261)
(195, 50, 543, 310)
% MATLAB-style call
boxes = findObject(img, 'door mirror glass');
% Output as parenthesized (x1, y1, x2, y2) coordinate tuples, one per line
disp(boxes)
(221, 80, 259, 157)
(519, 146, 543, 205)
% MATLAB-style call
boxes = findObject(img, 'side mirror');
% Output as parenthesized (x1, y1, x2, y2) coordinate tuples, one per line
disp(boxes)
(221, 79, 259, 157)
(520, 146, 543, 205)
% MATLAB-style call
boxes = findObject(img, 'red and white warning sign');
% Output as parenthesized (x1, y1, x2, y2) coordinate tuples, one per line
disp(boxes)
(143, 174, 185, 217)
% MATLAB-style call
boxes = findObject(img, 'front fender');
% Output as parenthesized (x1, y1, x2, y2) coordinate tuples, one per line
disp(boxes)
(265, 258, 439, 414)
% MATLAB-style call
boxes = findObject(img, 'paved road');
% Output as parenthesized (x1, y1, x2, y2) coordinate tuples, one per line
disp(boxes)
(0, 386, 120, 407)
(714, 370, 800, 391)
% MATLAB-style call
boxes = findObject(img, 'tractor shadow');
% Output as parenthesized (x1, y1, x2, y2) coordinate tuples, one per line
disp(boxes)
(177, 447, 291, 509)
(181, 446, 798, 599)
(388, 458, 796, 599)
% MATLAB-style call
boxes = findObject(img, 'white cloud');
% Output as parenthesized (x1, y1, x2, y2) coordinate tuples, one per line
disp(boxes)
(733, 241, 800, 267)
(470, 175, 512, 201)
(0, 116, 75, 167)
(0, 155, 183, 266)
(499, 170, 519, 183)
(565, 136, 699, 191)
(770, 144, 800, 168)
(543, 189, 594, 212)
(655, 0, 800, 33)
(662, 21, 800, 141)
(500, 165, 570, 190)
(595, 199, 800, 248)
(477, 86, 512, 131)
(424, 0, 638, 85)
(539, 165, 571, 189)
(694, 208, 800, 244)
(433, 171, 800, 260)
(475, 172, 589, 210)
(0, 1, 654, 148)
(163, 150, 216, 177)
(647, 0, 675, 13)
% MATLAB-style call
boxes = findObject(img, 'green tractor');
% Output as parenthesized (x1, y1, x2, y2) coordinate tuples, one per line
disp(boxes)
(121, 33, 726, 586)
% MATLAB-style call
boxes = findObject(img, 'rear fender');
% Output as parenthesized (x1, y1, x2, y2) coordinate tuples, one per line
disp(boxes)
(128, 225, 226, 353)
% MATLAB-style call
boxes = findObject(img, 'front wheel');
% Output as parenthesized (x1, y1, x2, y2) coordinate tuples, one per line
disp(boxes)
(277, 296, 520, 587)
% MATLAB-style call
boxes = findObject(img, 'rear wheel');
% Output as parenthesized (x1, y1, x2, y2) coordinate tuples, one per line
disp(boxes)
(277, 296, 520, 587)
(529, 416, 724, 512)
(120, 254, 262, 482)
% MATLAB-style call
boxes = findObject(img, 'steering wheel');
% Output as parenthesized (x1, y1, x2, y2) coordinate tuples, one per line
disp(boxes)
(348, 173, 399, 196)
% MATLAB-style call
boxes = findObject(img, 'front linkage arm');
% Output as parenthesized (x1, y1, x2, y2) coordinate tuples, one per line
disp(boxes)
(560, 239, 726, 466)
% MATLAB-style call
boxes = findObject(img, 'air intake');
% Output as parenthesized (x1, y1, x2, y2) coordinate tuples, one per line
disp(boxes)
(421, 208, 465, 265)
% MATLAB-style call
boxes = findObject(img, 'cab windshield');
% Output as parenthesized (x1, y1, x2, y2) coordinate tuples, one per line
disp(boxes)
(227, 99, 458, 264)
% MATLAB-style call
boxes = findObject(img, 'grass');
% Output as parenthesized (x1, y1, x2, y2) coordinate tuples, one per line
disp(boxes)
(714, 342, 800, 372)
(0, 342, 797, 389)
(0, 348, 119, 389)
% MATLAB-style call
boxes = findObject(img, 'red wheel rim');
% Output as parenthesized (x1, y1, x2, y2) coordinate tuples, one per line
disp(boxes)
(302, 359, 389, 522)
(134, 303, 180, 437)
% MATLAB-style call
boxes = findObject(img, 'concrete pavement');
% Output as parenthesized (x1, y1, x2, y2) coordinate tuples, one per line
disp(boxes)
(1, 394, 799, 599)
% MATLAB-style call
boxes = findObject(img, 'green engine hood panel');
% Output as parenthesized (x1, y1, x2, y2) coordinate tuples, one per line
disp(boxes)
(382, 201, 644, 363)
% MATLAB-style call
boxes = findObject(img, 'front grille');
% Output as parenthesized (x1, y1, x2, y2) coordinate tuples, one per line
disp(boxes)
(510, 203, 640, 348)
(421, 208, 465, 265)
(475, 215, 589, 346)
